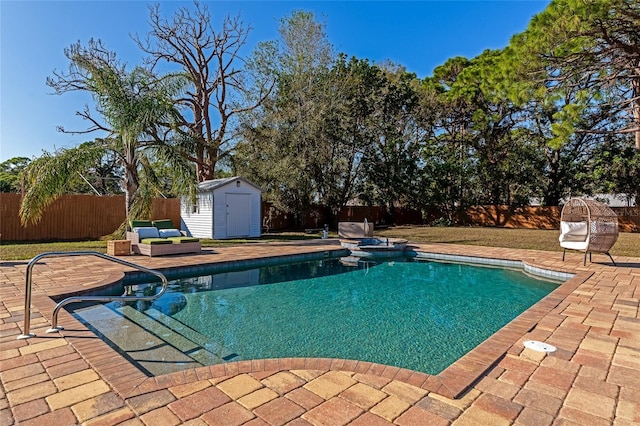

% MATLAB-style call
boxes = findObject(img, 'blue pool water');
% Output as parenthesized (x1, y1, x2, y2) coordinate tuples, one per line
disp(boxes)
(70, 257, 559, 376)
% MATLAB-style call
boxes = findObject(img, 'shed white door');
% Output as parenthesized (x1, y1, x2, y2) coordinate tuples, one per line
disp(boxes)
(226, 193, 251, 237)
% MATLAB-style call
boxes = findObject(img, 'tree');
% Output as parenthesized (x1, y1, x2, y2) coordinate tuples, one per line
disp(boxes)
(21, 40, 191, 226)
(415, 59, 477, 214)
(590, 135, 640, 203)
(472, 50, 550, 205)
(20, 142, 108, 222)
(235, 10, 336, 225)
(510, 85, 611, 206)
(413, 77, 464, 221)
(501, 9, 636, 205)
(510, 0, 640, 149)
(80, 148, 123, 195)
(135, 1, 276, 182)
(358, 64, 423, 221)
(0, 157, 30, 193)
(317, 55, 381, 222)
(19, 141, 123, 196)
(422, 51, 542, 208)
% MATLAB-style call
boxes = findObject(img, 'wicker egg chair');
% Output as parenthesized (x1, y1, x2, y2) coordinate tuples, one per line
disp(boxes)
(559, 198, 619, 265)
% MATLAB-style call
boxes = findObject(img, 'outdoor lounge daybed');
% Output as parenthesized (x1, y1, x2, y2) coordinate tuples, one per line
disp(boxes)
(126, 219, 201, 257)
(559, 198, 619, 265)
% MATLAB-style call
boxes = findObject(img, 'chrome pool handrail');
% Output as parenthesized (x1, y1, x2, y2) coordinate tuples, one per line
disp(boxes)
(18, 251, 168, 339)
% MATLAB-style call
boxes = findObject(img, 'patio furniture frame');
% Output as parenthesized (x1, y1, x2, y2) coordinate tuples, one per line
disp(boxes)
(559, 198, 619, 265)
(126, 231, 201, 257)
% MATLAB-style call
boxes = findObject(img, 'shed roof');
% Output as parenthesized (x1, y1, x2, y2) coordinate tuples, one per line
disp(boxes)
(197, 176, 262, 192)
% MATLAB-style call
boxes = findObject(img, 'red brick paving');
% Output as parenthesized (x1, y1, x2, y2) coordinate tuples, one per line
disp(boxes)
(1, 240, 639, 424)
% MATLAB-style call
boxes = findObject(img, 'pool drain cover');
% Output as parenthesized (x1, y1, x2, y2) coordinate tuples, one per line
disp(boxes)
(523, 340, 556, 353)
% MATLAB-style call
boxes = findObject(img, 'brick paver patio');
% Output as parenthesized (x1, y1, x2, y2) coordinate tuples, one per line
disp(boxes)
(1, 239, 639, 425)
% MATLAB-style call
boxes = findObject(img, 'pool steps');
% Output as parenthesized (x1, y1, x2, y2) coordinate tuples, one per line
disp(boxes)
(144, 308, 240, 363)
(19, 251, 169, 339)
(78, 304, 203, 375)
(71, 249, 572, 378)
(74, 302, 239, 376)
(118, 306, 222, 364)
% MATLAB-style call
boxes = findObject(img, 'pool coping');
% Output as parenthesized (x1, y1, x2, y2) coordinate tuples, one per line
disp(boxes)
(31, 245, 593, 400)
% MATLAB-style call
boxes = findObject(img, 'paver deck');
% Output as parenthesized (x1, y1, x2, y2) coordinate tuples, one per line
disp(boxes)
(1, 239, 639, 425)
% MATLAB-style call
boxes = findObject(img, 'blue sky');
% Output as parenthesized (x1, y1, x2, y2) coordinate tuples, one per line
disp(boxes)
(0, 0, 549, 162)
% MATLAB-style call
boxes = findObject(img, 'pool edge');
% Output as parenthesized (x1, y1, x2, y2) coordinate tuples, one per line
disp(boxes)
(31, 244, 597, 401)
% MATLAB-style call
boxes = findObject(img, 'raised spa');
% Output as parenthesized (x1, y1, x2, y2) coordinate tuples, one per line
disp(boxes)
(340, 237, 409, 258)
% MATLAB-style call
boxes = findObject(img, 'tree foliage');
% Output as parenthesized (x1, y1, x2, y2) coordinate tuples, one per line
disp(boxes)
(20, 143, 107, 224)
(233, 1, 640, 219)
(18, 0, 640, 231)
(235, 11, 337, 224)
(22, 39, 192, 227)
(0, 157, 30, 193)
(591, 135, 640, 203)
(510, 0, 640, 149)
(357, 64, 423, 219)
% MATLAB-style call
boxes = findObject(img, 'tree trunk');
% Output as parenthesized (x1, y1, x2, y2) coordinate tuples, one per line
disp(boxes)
(632, 69, 640, 150)
(123, 139, 139, 220)
(543, 148, 562, 206)
(124, 164, 139, 220)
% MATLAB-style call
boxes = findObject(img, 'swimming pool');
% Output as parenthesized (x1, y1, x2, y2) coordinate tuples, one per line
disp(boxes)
(68, 256, 560, 377)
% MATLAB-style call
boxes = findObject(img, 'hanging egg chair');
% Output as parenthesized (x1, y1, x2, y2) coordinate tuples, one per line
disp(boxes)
(559, 198, 619, 265)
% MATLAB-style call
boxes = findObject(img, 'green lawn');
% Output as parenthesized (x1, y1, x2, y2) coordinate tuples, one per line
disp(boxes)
(0, 233, 319, 261)
(376, 226, 640, 258)
(1, 226, 639, 261)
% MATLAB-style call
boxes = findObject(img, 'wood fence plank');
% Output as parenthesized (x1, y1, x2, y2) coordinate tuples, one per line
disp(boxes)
(1, 194, 637, 241)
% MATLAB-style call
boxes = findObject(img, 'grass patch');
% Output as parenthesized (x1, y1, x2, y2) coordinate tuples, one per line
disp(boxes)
(0, 233, 320, 261)
(1, 226, 638, 261)
(376, 226, 640, 258)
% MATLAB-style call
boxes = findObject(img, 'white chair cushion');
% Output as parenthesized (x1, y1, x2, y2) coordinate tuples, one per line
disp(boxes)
(158, 229, 182, 238)
(560, 240, 589, 250)
(560, 233, 589, 243)
(560, 221, 588, 236)
(133, 227, 160, 239)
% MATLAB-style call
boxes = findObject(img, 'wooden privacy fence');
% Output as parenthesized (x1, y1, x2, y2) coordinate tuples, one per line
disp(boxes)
(454, 205, 639, 232)
(0, 194, 180, 242)
(261, 203, 640, 233)
(2, 193, 638, 241)
(260, 203, 423, 231)
(455, 206, 562, 230)
(613, 206, 640, 232)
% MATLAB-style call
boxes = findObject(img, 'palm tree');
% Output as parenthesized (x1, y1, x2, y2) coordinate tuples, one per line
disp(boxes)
(20, 40, 194, 229)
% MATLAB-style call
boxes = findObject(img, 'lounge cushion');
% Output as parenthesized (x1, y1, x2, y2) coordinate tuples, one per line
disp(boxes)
(131, 224, 199, 246)
(140, 237, 174, 245)
(158, 229, 182, 238)
(134, 227, 161, 239)
(166, 236, 200, 244)
(559, 221, 588, 243)
(560, 234, 588, 243)
(560, 240, 589, 250)
(152, 219, 175, 230)
(560, 221, 588, 236)
(131, 220, 153, 229)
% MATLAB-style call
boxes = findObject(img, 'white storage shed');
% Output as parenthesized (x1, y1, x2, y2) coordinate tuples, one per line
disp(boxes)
(181, 176, 262, 239)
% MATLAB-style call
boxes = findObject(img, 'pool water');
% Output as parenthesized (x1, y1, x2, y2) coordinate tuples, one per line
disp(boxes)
(70, 257, 559, 376)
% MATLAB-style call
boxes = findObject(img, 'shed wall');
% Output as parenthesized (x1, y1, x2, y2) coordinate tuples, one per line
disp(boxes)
(249, 191, 262, 237)
(181, 193, 214, 238)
